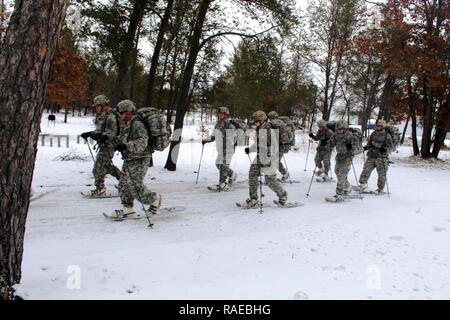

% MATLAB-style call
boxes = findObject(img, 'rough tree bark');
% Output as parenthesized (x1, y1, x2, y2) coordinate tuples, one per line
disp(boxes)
(0, 0, 69, 299)
(164, 0, 212, 171)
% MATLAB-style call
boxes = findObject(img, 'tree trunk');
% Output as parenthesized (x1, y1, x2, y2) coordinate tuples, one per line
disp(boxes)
(129, 23, 142, 101)
(164, 0, 212, 171)
(420, 82, 434, 158)
(432, 99, 450, 158)
(110, 0, 147, 107)
(400, 116, 409, 145)
(144, 0, 174, 108)
(411, 111, 420, 156)
(0, 0, 69, 299)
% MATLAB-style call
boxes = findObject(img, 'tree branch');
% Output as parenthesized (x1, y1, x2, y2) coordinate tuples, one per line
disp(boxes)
(198, 25, 280, 51)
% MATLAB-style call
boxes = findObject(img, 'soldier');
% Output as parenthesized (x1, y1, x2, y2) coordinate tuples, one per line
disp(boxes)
(356, 120, 393, 194)
(309, 119, 333, 182)
(202, 107, 237, 191)
(109, 100, 161, 218)
(81, 95, 122, 196)
(238, 110, 287, 208)
(267, 111, 290, 182)
(325, 120, 356, 202)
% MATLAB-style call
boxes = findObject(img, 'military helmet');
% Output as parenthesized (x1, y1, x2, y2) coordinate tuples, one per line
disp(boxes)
(317, 119, 327, 128)
(218, 107, 230, 115)
(267, 111, 278, 120)
(376, 120, 387, 128)
(117, 99, 136, 113)
(252, 110, 267, 122)
(93, 95, 109, 106)
(336, 120, 348, 129)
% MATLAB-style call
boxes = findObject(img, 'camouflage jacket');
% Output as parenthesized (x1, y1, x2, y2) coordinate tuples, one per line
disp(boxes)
(329, 130, 356, 161)
(119, 116, 151, 161)
(212, 119, 236, 155)
(312, 128, 333, 152)
(93, 109, 120, 150)
(365, 129, 393, 159)
(249, 122, 278, 166)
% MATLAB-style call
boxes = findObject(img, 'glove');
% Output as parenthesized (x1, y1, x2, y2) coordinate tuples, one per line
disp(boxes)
(115, 143, 127, 153)
(346, 143, 352, 151)
(309, 133, 315, 139)
(89, 132, 101, 141)
(363, 145, 370, 151)
(244, 147, 250, 155)
(380, 147, 386, 154)
(97, 134, 109, 144)
(81, 132, 91, 140)
(320, 139, 328, 146)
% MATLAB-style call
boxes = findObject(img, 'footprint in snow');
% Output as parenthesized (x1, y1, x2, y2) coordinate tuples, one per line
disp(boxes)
(293, 290, 309, 300)
(432, 226, 446, 232)
(389, 236, 405, 241)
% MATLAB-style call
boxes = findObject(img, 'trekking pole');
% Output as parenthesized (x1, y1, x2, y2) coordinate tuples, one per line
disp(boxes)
(258, 171, 264, 214)
(195, 143, 205, 184)
(383, 159, 391, 198)
(306, 165, 317, 197)
(282, 155, 293, 184)
(84, 138, 96, 163)
(304, 140, 311, 171)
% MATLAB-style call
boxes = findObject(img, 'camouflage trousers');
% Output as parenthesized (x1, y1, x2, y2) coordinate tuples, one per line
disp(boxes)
(215, 153, 235, 184)
(359, 157, 389, 191)
(93, 147, 122, 190)
(334, 157, 352, 195)
(314, 150, 332, 175)
(249, 163, 286, 200)
(119, 157, 159, 208)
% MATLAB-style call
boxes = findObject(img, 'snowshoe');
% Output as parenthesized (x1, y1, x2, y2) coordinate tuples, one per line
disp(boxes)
(325, 194, 345, 203)
(207, 183, 230, 192)
(273, 200, 304, 208)
(236, 198, 260, 209)
(103, 208, 139, 221)
(81, 190, 119, 198)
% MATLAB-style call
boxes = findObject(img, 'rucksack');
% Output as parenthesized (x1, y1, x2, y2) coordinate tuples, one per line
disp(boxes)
(326, 121, 337, 132)
(278, 116, 296, 146)
(136, 107, 172, 152)
(348, 127, 363, 155)
(385, 124, 401, 150)
(229, 118, 249, 146)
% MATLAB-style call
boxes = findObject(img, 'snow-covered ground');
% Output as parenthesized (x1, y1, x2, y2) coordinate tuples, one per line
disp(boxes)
(15, 112, 450, 299)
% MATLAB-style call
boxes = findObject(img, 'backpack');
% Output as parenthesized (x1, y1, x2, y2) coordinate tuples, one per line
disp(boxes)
(278, 116, 296, 146)
(229, 118, 249, 146)
(136, 107, 172, 152)
(348, 127, 363, 155)
(385, 124, 401, 150)
(326, 121, 337, 132)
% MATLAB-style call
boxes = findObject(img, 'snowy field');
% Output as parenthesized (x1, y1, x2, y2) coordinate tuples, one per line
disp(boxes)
(15, 112, 450, 299)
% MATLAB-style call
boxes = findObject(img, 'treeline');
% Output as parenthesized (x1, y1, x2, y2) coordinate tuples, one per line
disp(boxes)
(37, 0, 449, 159)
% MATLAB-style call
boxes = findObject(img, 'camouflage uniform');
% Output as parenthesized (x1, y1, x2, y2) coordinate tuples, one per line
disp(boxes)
(212, 119, 236, 184)
(359, 129, 393, 191)
(311, 127, 333, 175)
(329, 130, 356, 196)
(248, 122, 286, 200)
(269, 118, 290, 176)
(118, 116, 159, 208)
(92, 109, 122, 190)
